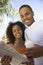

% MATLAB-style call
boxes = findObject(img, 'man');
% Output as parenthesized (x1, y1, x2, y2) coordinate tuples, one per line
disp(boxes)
(19, 5, 43, 65)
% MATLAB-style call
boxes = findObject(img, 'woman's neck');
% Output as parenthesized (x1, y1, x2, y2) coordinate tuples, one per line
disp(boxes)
(14, 38, 25, 47)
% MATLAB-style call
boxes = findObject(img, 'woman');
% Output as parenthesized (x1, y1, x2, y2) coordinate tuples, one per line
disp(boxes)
(1, 21, 34, 65)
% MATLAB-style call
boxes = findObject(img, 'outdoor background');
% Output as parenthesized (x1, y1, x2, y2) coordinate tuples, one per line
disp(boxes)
(0, 0, 43, 41)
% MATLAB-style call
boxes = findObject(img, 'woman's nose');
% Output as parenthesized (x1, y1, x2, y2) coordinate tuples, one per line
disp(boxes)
(16, 30, 19, 33)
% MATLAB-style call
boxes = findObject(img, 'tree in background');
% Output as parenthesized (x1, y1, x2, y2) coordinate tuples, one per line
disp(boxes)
(0, 0, 19, 41)
(0, 0, 19, 22)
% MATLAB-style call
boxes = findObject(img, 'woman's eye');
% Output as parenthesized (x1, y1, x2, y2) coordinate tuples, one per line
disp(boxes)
(13, 30, 16, 32)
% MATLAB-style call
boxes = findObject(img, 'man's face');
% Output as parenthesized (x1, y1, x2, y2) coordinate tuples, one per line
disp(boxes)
(19, 7, 34, 26)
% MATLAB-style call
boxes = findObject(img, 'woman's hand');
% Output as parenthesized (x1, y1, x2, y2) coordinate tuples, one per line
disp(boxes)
(20, 61, 30, 65)
(20, 58, 34, 65)
(1, 55, 12, 65)
(20, 55, 34, 65)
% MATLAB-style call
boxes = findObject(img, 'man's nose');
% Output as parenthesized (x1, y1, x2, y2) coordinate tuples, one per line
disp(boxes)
(23, 15, 27, 20)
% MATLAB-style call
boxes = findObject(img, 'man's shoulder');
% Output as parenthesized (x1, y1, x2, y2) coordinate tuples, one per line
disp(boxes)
(25, 26, 29, 31)
(25, 20, 43, 32)
(35, 20, 43, 24)
(25, 40, 34, 48)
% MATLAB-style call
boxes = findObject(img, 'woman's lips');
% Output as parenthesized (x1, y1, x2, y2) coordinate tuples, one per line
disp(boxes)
(16, 33, 21, 36)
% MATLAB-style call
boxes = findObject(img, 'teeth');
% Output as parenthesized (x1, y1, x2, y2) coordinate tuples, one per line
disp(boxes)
(17, 34, 20, 36)
(25, 20, 29, 23)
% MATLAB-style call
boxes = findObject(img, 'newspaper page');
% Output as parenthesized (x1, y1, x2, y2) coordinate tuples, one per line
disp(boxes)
(0, 41, 29, 65)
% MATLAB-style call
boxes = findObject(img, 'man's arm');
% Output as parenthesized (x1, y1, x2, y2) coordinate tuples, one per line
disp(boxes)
(27, 44, 43, 58)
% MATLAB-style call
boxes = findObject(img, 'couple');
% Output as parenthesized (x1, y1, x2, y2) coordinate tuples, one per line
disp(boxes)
(1, 5, 43, 65)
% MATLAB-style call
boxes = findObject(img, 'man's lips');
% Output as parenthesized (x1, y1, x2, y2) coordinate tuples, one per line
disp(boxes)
(25, 20, 29, 23)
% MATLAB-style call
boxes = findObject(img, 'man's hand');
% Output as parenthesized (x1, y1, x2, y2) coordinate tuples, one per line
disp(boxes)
(26, 44, 43, 58)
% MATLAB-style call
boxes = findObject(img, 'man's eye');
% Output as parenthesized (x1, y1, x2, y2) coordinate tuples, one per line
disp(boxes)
(21, 15, 24, 18)
(25, 13, 29, 16)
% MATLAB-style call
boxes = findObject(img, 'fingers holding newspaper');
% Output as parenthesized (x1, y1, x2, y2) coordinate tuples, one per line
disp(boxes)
(20, 58, 34, 65)
(1, 55, 12, 65)
(20, 52, 34, 65)
(20, 61, 30, 65)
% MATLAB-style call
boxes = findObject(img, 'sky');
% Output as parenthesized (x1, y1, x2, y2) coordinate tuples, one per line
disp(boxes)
(0, 0, 43, 40)
(11, 0, 43, 20)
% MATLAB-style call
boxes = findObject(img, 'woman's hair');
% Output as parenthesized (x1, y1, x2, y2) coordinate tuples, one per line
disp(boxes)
(6, 21, 26, 44)
(19, 4, 33, 12)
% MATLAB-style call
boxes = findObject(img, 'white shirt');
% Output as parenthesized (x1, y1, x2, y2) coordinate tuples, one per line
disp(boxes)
(25, 20, 43, 65)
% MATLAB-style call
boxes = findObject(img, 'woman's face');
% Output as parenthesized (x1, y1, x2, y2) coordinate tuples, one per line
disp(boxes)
(12, 25, 22, 39)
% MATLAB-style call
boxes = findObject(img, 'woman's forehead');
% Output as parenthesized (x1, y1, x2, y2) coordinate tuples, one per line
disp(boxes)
(12, 25, 21, 29)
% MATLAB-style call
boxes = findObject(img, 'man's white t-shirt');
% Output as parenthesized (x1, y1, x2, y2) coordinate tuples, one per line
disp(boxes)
(25, 20, 43, 65)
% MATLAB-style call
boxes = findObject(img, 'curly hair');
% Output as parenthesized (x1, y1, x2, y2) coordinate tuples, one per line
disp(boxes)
(6, 21, 26, 44)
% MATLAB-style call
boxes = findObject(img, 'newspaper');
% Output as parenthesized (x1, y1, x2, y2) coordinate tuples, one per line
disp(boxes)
(0, 41, 29, 65)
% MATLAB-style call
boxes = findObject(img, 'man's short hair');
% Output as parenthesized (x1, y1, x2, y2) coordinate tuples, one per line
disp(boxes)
(19, 4, 33, 12)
